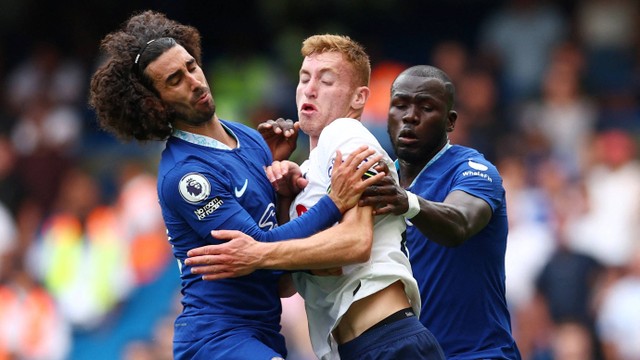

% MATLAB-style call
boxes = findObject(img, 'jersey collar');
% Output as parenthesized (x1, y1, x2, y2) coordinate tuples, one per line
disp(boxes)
(172, 122, 239, 150)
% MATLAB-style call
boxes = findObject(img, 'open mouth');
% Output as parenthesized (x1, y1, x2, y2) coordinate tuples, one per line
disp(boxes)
(300, 103, 317, 113)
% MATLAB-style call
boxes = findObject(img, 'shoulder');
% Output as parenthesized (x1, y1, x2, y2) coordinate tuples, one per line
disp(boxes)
(449, 145, 499, 173)
(321, 118, 365, 138)
(221, 120, 259, 140)
(319, 118, 381, 151)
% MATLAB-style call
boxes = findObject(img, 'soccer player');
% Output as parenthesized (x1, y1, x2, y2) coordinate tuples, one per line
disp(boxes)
(88, 11, 382, 360)
(359, 65, 522, 359)
(186, 35, 445, 360)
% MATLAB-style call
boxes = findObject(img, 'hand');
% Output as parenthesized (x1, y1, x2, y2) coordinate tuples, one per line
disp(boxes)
(185, 230, 265, 280)
(329, 146, 385, 213)
(258, 118, 299, 161)
(359, 176, 409, 216)
(264, 160, 308, 198)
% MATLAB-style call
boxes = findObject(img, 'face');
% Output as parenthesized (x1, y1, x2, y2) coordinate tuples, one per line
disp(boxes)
(145, 45, 215, 126)
(388, 74, 456, 165)
(296, 52, 362, 144)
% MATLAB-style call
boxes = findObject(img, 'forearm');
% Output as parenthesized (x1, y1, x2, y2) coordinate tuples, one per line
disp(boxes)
(259, 206, 374, 270)
(410, 190, 492, 247)
(411, 199, 469, 247)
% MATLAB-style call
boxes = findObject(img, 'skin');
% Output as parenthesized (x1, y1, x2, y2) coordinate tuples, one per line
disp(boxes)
(297, 52, 369, 150)
(145, 45, 234, 146)
(359, 73, 493, 247)
(186, 50, 378, 273)
(186, 51, 416, 345)
(145, 44, 373, 213)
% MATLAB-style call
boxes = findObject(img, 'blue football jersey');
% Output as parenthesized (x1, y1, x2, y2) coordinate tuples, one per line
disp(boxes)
(157, 120, 341, 357)
(405, 145, 521, 360)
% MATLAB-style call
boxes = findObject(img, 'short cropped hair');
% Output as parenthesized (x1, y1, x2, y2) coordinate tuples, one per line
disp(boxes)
(89, 10, 202, 141)
(301, 34, 370, 88)
(395, 65, 456, 110)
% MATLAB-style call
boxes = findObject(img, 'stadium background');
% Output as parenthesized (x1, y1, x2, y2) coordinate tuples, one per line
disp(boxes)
(0, 0, 638, 359)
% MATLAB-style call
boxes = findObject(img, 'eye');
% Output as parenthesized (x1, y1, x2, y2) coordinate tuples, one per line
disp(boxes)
(299, 73, 310, 84)
(391, 101, 407, 110)
(168, 77, 181, 87)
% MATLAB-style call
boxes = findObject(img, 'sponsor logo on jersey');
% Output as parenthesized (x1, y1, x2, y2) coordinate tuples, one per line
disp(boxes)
(194, 197, 224, 220)
(234, 179, 248, 198)
(258, 203, 277, 230)
(462, 160, 493, 182)
(179, 173, 211, 203)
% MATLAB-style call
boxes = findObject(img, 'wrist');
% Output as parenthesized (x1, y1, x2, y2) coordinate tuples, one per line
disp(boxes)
(402, 191, 420, 219)
(328, 193, 347, 214)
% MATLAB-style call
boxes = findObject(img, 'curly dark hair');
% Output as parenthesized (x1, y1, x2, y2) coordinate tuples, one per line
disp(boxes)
(89, 10, 203, 141)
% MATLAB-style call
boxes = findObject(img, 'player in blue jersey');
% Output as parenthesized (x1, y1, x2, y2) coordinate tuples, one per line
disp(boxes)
(186, 35, 445, 360)
(88, 11, 383, 360)
(358, 65, 522, 359)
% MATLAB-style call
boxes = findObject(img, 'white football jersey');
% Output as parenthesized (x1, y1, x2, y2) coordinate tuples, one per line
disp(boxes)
(290, 118, 421, 360)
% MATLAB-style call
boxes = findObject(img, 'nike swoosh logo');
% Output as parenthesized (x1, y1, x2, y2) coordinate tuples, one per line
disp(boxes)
(235, 179, 248, 198)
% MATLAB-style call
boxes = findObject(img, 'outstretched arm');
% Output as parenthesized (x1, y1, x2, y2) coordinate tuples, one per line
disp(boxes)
(360, 180, 492, 247)
(185, 204, 374, 280)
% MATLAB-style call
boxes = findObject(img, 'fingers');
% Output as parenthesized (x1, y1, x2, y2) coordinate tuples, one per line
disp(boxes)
(187, 244, 219, 257)
(334, 149, 343, 168)
(211, 229, 242, 241)
(359, 171, 385, 188)
(342, 145, 375, 169)
(274, 118, 297, 137)
(260, 118, 297, 136)
(265, 161, 286, 183)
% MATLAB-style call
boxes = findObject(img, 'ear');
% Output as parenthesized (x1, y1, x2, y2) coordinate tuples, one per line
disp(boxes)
(446, 110, 458, 132)
(351, 86, 370, 111)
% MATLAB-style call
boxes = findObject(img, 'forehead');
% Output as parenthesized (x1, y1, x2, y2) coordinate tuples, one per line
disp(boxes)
(145, 45, 192, 80)
(392, 75, 447, 99)
(301, 52, 350, 75)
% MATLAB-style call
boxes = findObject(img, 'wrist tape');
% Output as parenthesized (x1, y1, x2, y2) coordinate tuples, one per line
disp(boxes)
(402, 191, 420, 219)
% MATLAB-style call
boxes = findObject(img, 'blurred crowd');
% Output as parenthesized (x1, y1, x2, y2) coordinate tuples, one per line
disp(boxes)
(0, 0, 639, 359)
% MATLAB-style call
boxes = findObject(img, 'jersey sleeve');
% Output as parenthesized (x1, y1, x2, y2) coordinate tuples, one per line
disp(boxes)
(160, 161, 341, 245)
(450, 156, 505, 212)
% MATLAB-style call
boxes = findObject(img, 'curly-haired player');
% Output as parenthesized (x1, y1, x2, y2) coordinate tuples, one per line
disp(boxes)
(89, 11, 382, 360)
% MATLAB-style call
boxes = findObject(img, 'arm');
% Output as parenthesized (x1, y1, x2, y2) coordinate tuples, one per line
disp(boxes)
(360, 179, 492, 247)
(185, 204, 374, 280)
(410, 190, 493, 247)
(248, 146, 382, 241)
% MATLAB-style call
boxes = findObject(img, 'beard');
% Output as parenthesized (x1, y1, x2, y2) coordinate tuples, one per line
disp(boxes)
(169, 101, 216, 126)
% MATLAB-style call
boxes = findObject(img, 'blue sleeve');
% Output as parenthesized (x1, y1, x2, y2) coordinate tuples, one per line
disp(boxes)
(451, 157, 504, 212)
(244, 195, 340, 242)
(161, 163, 341, 245)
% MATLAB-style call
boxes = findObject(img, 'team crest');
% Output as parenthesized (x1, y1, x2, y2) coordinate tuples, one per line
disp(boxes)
(179, 173, 211, 203)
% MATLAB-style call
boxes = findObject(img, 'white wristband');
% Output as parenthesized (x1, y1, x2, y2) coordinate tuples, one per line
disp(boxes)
(402, 191, 420, 219)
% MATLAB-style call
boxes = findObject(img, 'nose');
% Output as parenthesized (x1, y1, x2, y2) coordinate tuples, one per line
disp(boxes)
(402, 105, 419, 123)
(303, 78, 317, 99)
(186, 72, 204, 90)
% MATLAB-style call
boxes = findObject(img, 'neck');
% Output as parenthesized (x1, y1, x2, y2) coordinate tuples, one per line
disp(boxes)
(398, 140, 449, 187)
(175, 115, 236, 148)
